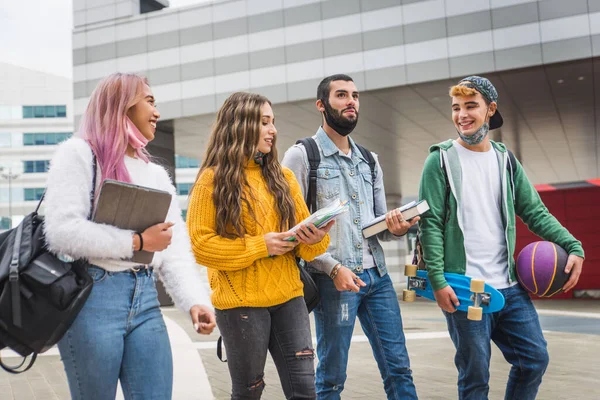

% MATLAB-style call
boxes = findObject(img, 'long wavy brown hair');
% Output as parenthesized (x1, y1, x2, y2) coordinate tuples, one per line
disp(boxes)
(195, 92, 296, 238)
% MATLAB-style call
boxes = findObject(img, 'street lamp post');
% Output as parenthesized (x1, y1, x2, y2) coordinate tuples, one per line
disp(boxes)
(0, 166, 20, 229)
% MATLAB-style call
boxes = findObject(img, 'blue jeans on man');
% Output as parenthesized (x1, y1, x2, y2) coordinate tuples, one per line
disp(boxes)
(444, 284, 549, 400)
(313, 268, 418, 400)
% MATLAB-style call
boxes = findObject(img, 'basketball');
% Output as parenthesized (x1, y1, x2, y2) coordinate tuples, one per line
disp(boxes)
(516, 241, 570, 298)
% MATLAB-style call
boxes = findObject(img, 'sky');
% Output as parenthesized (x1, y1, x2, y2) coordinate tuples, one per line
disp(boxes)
(0, 0, 209, 79)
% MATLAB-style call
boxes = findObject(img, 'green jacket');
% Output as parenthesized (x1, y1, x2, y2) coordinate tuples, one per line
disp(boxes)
(418, 139, 585, 291)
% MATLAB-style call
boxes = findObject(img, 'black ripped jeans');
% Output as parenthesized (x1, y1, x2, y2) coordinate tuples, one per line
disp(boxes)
(216, 296, 316, 400)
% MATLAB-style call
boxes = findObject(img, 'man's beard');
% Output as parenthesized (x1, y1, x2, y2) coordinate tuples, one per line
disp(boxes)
(322, 100, 358, 136)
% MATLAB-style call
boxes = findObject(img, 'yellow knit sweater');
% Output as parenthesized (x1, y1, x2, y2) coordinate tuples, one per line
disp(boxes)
(187, 161, 330, 310)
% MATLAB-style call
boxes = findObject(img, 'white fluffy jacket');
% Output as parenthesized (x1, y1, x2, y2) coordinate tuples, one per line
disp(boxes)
(43, 137, 211, 312)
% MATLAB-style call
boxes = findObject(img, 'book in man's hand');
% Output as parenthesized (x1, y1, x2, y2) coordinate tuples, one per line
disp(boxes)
(284, 199, 349, 241)
(362, 200, 430, 239)
(92, 179, 172, 264)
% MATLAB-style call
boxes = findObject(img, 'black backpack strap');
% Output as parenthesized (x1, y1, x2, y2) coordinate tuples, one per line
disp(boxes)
(295, 138, 321, 213)
(355, 144, 376, 214)
(0, 353, 37, 374)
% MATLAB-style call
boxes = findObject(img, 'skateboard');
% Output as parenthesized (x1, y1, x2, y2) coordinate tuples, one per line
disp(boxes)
(402, 264, 505, 321)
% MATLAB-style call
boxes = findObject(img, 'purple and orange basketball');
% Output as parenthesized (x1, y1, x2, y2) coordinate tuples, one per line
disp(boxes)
(516, 241, 570, 298)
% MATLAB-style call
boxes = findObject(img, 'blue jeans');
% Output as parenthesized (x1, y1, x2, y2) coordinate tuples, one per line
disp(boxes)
(313, 268, 417, 400)
(444, 284, 549, 400)
(58, 266, 173, 400)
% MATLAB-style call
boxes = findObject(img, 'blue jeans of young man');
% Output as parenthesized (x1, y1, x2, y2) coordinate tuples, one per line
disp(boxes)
(444, 284, 549, 400)
(58, 266, 173, 400)
(313, 268, 417, 400)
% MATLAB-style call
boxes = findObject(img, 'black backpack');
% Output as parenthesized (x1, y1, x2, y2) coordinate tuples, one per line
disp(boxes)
(295, 137, 377, 213)
(0, 158, 97, 373)
(413, 150, 518, 268)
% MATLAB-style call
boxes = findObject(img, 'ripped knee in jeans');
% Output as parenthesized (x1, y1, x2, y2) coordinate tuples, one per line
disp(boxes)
(247, 374, 265, 392)
(295, 347, 315, 360)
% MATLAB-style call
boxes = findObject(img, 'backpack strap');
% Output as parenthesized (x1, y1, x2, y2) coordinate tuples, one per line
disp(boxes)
(296, 138, 321, 213)
(355, 143, 377, 215)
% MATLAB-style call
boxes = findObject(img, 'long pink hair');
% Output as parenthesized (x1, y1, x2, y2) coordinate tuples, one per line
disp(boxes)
(76, 73, 151, 183)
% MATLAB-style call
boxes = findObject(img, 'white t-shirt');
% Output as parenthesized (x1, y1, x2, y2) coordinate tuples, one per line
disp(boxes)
(454, 141, 511, 289)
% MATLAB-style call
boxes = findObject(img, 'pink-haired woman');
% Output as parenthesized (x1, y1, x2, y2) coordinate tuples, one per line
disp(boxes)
(43, 73, 216, 400)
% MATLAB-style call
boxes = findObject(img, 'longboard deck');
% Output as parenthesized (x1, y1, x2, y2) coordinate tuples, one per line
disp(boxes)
(408, 270, 505, 314)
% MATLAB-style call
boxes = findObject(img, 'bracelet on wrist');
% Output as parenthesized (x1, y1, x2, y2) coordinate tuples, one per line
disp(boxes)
(136, 232, 144, 252)
(330, 264, 341, 280)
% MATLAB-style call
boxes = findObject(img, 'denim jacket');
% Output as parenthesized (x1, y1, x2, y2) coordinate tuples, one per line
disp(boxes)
(282, 127, 397, 277)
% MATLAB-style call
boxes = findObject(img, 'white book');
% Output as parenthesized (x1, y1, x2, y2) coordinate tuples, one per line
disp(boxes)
(284, 199, 349, 241)
(362, 200, 430, 239)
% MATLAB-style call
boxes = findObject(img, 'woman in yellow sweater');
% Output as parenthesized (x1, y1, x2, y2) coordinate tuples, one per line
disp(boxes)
(187, 92, 332, 399)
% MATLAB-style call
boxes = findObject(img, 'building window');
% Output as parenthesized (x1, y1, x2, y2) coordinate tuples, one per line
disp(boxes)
(23, 160, 50, 173)
(175, 155, 200, 169)
(176, 183, 193, 196)
(22, 105, 67, 119)
(181, 209, 187, 221)
(0, 217, 11, 230)
(23, 132, 71, 146)
(24, 188, 45, 201)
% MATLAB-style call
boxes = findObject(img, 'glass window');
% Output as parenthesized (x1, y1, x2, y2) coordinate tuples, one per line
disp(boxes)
(44, 105, 56, 118)
(56, 105, 67, 118)
(23, 106, 34, 119)
(0, 217, 11, 230)
(181, 209, 187, 221)
(34, 133, 46, 145)
(23, 161, 34, 173)
(23, 160, 50, 173)
(23, 133, 71, 146)
(176, 183, 193, 196)
(33, 106, 45, 118)
(24, 188, 44, 201)
(45, 133, 57, 145)
(57, 133, 71, 143)
(23, 134, 34, 146)
(175, 155, 200, 169)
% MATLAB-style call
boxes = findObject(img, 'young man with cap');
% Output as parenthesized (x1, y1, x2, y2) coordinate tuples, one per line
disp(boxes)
(282, 74, 419, 400)
(418, 75, 585, 399)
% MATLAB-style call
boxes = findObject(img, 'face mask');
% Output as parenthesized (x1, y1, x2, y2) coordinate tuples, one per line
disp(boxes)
(457, 107, 490, 146)
(126, 117, 149, 149)
(254, 151, 265, 166)
(322, 99, 358, 137)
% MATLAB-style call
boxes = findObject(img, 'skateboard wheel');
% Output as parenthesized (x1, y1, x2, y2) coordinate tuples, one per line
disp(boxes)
(402, 289, 416, 302)
(470, 279, 485, 293)
(404, 264, 417, 277)
(467, 306, 483, 321)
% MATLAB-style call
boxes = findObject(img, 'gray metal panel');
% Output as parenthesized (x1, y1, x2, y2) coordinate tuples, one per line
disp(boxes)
(147, 30, 180, 52)
(365, 65, 406, 90)
(215, 53, 250, 75)
(250, 47, 286, 69)
(181, 60, 215, 81)
(248, 9, 284, 33)
(283, 3, 321, 26)
(182, 95, 217, 117)
(285, 40, 324, 63)
(180, 25, 213, 46)
(592, 34, 600, 56)
(287, 78, 322, 101)
(252, 83, 288, 104)
(156, 99, 183, 120)
(324, 34, 363, 57)
(148, 65, 181, 86)
(404, 18, 446, 44)
(74, 81, 87, 98)
(447, 10, 492, 37)
(86, 43, 116, 63)
(590, 0, 600, 13)
(321, 0, 360, 19)
(86, 78, 102, 96)
(117, 37, 148, 58)
(494, 44, 543, 71)
(73, 49, 86, 66)
(406, 59, 450, 84)
(401, 0, 426, 4)
(491, 2, 539, 29)
(363, 26, 404, 50)
(213, 17, 248, 40)
(542, 37, 592, 64)
(360, 0, 401, 12)
(449, 52, 495, 79)
(538, 0, 588, 21)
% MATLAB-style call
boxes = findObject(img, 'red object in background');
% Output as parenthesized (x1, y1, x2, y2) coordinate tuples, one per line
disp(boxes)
(515, 180, 600, 299)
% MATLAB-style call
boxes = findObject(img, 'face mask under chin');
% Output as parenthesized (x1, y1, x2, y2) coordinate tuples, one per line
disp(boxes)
(457, 107, 491, 146)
